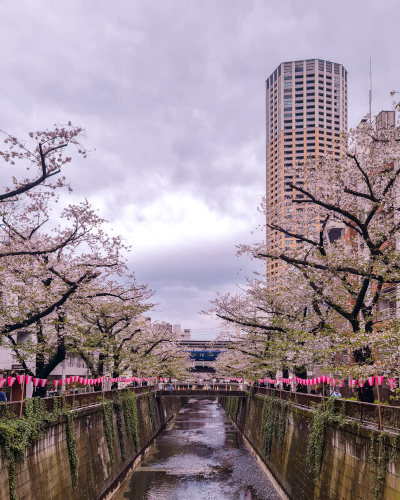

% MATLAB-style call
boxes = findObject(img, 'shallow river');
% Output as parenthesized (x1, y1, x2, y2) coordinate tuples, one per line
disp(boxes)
(113, 398, 280, 500)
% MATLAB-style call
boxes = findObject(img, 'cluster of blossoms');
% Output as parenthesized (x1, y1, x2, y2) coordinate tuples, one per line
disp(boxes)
(0, 124, 189, 391)
(208, 107, 400, 392)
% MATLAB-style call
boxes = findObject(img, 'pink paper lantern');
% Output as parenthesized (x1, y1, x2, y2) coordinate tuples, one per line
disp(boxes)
(53, 380, 59, 388)
(387, 378, 396, 389)
(33, 378, 40, 387)
(358, 379, 365, 388)
(8, 377, 16, 386)
(25, 375, 33, 384)
(17, 375, 24, 385)
(376, 376, 384, 386)
(317, 377, 322, 384)
(368, 376, 375, 386)
(0, 379, 5, 388)
(40, 379, 47, 388)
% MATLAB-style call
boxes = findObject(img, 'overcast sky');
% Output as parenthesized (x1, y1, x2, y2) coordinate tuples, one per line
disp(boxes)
(1, 1, 399, 337)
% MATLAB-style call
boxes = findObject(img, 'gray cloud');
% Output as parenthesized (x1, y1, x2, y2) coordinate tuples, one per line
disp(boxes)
(1, 0, 399, 334)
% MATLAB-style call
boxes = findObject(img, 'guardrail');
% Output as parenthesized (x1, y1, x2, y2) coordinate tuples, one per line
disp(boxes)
(255, 387, 400, 432)
(156, 389, 246, 397)
(0, 385, 151, 418)
(1, 383, 244, 419)
(5, 382, 399, 432)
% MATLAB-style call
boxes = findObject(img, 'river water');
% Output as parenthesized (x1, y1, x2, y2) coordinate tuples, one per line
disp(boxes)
(113, 397, 280, 500)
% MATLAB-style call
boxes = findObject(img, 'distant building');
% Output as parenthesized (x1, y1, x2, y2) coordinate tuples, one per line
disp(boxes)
(376, 110, 395, 129)
(171, 324, 190, 340)
(265, 58, 348, 285)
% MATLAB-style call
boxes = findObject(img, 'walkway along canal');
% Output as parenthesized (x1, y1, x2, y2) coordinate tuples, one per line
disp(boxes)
(113, 397, 281, 500)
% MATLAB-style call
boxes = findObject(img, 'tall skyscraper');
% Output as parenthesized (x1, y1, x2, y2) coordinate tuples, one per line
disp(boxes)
(265, 58, 348, 283)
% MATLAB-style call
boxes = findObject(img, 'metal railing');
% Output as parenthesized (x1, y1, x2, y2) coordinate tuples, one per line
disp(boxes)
(0, 385, 151, 418)
(255, 387, 400, 432)
(0, 382, 244, 419)
(5, 381, 400, 432)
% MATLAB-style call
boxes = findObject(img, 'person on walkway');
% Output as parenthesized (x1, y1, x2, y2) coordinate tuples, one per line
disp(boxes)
(0, 391, 7, 402)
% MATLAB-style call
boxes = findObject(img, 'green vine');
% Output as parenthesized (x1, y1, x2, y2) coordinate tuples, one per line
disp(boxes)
(113, 391, 126, 462)
(0, 397, 79, 500)
(245, 384, 255, 425)
(225, 397, 240, 422)
(305, 403, 326, 479)
(389, 434, 399, 464)
(147, 389, 157, 432)
(102, 400, 115, 463)
(122, 391, 140, 452)
(65, 411, 79, 488)
(259, 393, 290, 459)
(306, 397, 354, 481)
(278, 400, 290, 448)
(369, 432, 388, 500)
(88, 455, 95, 491)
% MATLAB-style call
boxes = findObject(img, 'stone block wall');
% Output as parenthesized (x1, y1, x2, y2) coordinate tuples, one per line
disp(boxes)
(0, 393, 186, 500)
(221, 394, 400, 500)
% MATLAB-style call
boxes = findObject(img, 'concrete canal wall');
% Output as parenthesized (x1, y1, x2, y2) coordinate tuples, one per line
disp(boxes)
(220, 394, 400, 500)
(0, 393, 186, 500)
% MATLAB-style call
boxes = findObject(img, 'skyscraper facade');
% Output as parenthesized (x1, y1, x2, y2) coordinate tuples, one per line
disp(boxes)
(265, 58, 348, 283)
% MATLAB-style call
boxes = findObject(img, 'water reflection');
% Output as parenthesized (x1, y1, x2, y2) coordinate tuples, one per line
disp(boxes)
(113, 398, 280, 500)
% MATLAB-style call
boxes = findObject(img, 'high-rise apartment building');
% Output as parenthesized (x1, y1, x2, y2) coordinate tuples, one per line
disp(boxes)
(376, 110, 395, 129)
(265, 58, 348, 283)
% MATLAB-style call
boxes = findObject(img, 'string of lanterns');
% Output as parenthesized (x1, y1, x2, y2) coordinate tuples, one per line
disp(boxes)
(0, 375, 159, 388)
(258, 375, 395, 388)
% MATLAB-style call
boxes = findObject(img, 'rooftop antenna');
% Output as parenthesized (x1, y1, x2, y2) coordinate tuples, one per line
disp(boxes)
(369, 57, 372, 122)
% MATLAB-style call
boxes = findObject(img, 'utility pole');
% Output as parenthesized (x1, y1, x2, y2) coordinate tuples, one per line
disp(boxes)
(369, 57, 372, 122)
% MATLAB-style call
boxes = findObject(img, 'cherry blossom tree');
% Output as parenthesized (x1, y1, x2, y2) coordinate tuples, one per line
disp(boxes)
(0, 204, 130, 382)
(0, 123, 88, 202)
(208, 114, 400, 399)
(0, 123, 188, 388)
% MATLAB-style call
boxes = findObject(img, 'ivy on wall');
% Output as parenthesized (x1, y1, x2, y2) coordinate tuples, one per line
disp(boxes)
(113, 391, 126, 462)
(0, 397, 79, 500)
(258, 393, 291, 461)
(122, 391, 140, 452)
(305, 402, 326, 479)
(65, 411, 79, 488)
(225, 397, 240, 422)
(102, 400, 115, 464)
(147, 389, 157, 432)
(244, 385, 255, 428)
(369, 430, 400, 500)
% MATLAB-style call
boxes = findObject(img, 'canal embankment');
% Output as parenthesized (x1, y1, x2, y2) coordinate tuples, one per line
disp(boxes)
(0, 390, 187, 500)
(220, 392, 400, 500)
